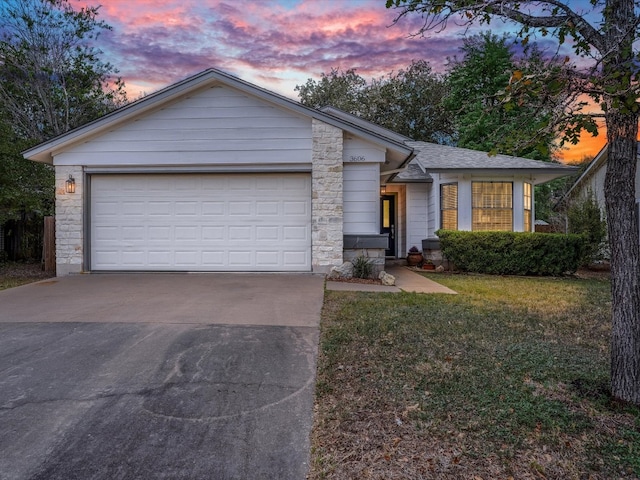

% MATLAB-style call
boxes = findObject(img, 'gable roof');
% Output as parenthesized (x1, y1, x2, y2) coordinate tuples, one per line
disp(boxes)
(402, 141, 578, 184)
(23, 68, 413, 165)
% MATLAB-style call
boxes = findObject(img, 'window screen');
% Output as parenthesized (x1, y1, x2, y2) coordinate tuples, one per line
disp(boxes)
(472, 182, 513, 231)
(440, 183, 458, 230)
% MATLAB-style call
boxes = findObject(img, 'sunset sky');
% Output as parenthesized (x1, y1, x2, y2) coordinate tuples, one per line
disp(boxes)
(87, 0, 606, 162)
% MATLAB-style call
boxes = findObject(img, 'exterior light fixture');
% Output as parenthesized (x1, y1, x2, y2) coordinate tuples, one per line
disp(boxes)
(380, 184, 386, 195)
(65, 175, 76, 194)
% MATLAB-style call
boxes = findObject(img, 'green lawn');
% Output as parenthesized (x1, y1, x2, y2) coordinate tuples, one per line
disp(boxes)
(309, 273, 640, 479)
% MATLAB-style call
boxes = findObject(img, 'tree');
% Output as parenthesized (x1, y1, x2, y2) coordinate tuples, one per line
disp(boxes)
(296, 60, 453, 143)
(567, 192, 608, 265)
(0, 0, 127, 143)
(0, 120, 54, 224)
(446, 32, 557, 160)
(295, 68, 369, 118)
(387, 0, 640, 405)
(446, 33, 566, 218)
(0, 0, 126, 260)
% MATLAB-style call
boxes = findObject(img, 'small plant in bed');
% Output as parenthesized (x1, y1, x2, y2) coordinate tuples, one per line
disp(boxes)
(352, 255, 374, 279)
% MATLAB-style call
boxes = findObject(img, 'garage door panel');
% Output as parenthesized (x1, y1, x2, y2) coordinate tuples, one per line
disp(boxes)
(93, 201, 118, 215)
(256, 201, 279, 215)
(284, 251, 309, 266)
(202, 226, 224, 240)
(175, 251, 199, 266)
(121, 250, 145, 265)
(148, 250, 172, 266)
(202, 251, 225, 266)
(122, 226, 145, 240)
(202, 202, 224, 215)
(175, 202, 198, 216)
(284, 226, 308, 240)
(90, 173, 311, 271)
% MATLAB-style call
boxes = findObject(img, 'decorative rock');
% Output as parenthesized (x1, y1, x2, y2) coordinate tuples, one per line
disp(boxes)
(435, 265, 445, 273)
(328, 261, 354, 279)
(379, 271, 396, 286)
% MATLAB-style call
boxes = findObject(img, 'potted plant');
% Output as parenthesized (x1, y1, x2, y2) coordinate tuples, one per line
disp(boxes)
(407, 246, 423, 266)
(422, 259, 436, 270)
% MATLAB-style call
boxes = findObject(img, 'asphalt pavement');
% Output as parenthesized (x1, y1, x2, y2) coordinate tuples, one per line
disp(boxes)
(0, 273, 325, 480)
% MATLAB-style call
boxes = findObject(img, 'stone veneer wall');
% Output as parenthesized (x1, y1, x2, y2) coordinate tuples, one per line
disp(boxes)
(343, 248, 386, 276)
(311, 119, 344, 273)
(55, 166, 84, 276)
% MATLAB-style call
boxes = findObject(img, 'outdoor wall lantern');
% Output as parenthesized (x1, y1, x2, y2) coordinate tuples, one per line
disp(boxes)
(380, 184, 387, 195)
(65, 175, 76, 194)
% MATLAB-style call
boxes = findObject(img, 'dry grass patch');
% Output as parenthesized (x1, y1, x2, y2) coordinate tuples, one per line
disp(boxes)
(309, 274, 639, 479)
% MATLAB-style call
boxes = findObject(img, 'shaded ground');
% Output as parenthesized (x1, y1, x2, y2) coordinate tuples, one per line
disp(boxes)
(0, 262, 53, 290)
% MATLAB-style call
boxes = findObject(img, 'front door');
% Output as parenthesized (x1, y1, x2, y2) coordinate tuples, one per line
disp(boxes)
(380, 195, 396, 257)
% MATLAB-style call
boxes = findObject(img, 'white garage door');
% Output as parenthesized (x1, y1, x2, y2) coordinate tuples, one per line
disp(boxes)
(90, 173, 311, 271)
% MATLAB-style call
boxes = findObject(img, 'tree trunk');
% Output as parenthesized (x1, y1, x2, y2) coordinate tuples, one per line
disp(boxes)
(604, 111, 640, 404)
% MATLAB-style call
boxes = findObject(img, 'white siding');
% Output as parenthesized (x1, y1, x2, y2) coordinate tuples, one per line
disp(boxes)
(343, 136, 386, 164)
(343, 163, 379, 234)
(406, 183, 428, 251)
(581, 164, 607, 208)
(54, 85, 312, 166)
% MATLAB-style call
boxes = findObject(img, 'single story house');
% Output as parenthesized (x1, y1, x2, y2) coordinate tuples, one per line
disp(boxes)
(23, 68, 576, 276)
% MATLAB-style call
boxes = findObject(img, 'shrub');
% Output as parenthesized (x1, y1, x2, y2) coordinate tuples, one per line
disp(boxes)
(567, 193, 608, 265)
(436, 230, 585, 275)
(352, 255, 374, 279)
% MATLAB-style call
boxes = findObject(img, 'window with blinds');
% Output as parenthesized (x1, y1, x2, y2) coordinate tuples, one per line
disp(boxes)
(524, 182, 532, 232)
(472, 182, 513, 231)
(440, 183, 458, 230)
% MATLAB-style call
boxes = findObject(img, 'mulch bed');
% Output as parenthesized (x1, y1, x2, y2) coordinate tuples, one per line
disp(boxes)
(0, 262, 52, 280)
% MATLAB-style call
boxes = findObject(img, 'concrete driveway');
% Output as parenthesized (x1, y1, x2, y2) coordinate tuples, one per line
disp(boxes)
(0, 273, 325, 480)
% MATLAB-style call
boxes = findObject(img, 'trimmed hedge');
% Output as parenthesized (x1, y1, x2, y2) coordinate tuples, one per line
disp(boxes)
(436, 230, 585, 276)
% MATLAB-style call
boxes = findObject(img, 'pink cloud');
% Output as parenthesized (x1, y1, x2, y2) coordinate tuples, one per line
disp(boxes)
(96, 0, 457, 95)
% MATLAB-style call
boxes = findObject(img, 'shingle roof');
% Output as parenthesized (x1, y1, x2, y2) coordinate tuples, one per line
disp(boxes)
(407, 141, 576, 172)
(391, 141, 579, 185)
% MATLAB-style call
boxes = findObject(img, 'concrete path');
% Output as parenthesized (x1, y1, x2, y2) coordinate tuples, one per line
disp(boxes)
(325, 266, 457, 294)
(0, 273, 324, 480)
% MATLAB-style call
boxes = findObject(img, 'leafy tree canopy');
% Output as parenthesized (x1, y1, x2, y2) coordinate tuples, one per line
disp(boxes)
(0, 0, 128, 144)
(296, 60, 453, 143)
(0, 119, 53, 224)
(445, 32, 559, 160)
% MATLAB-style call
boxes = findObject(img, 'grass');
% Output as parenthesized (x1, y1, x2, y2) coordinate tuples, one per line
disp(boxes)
(0, 262, 54, 290)
(309, 272, 640, 479)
